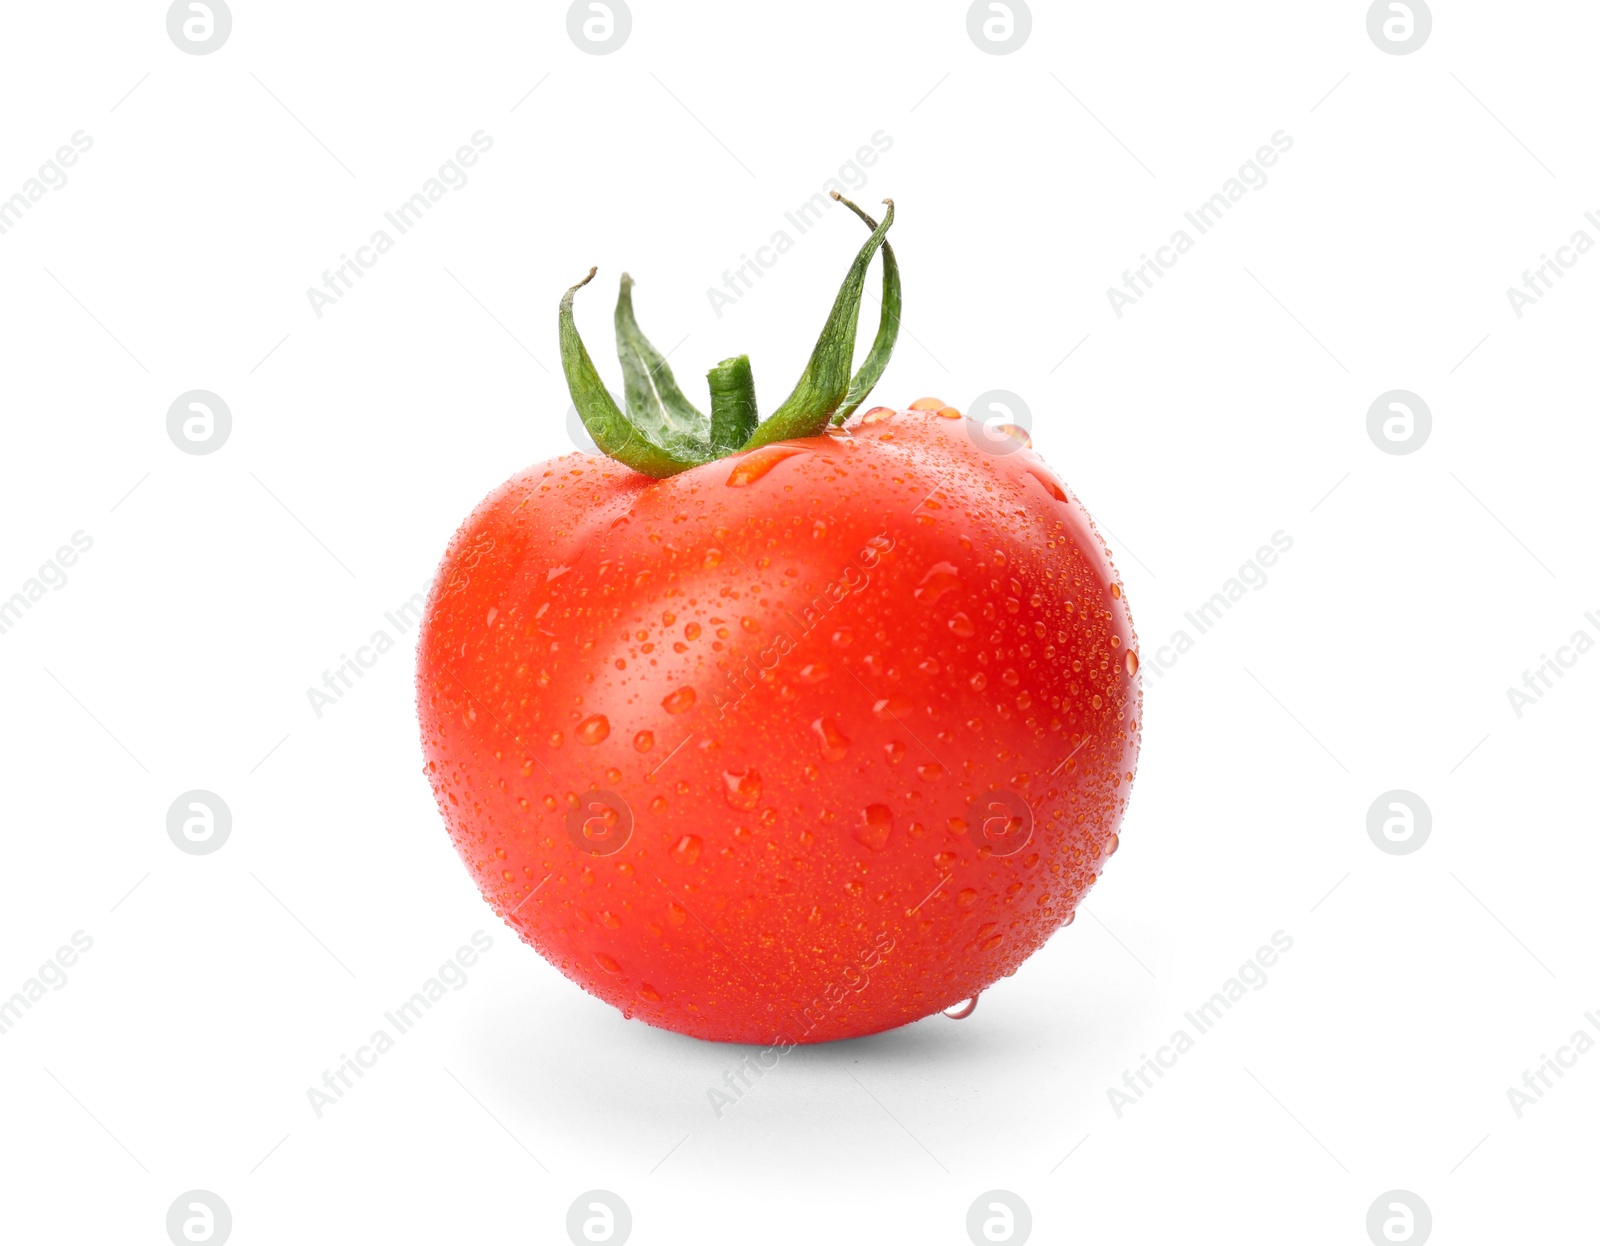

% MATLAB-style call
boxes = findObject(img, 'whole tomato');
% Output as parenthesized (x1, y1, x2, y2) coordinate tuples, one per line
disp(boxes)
(417, 198, 1140, 1044)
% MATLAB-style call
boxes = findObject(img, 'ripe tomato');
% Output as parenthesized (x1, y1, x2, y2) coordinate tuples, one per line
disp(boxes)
(416, 199, 1140, 1044)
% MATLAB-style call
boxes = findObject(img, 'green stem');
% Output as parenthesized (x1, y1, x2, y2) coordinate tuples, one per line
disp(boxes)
(832, 195, 901, 423)
(707, 355, 758, 453)
(614, 274, 708, 448)
(560, 269, 705, 479)
(556, 199, 901, 476)
(739, 199, 895, 452)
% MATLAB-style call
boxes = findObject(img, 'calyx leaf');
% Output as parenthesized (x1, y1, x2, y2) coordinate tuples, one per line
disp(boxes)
(559, 196, 900, 478)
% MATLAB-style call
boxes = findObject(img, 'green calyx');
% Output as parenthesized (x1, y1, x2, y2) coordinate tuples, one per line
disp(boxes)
(558, 194, 900, 478)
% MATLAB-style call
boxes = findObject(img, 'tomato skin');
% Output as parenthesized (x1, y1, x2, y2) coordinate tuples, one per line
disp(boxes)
(416, 406, 1140, 1044)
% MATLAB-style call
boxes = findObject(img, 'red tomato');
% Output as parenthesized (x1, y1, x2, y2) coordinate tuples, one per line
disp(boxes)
(416, 401, 1141, 1044)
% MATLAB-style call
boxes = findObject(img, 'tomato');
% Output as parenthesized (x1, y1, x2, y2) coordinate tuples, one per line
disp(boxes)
(416, 198, 1140, 1044)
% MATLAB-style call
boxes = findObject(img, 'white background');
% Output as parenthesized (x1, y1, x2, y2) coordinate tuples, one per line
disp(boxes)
(1, 1, 1596, 1243)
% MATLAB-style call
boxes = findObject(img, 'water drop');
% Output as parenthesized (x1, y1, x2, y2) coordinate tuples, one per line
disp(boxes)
(576, 714, 610, 745)
(948, 612, 976, 638)
(1125, 650, 1139, 677)
(914, 562, 961, 604)
(944, 994, 979, 1020)
(723, 768, 762, 811)
(811, 717, 852, 762)
(634, 730, 654, 752)
(725, 443, 810, 486)
(662, 686, 697, 714)
(670, 834, 702, 865)
(853, 804, 894, 851)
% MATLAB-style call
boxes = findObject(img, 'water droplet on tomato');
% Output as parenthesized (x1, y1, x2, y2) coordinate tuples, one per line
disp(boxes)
(948, 612, 976, 638)
(662, 687, 696, 714)
(914, 562, 961, 604)
(944, 994, 979, 1019)
(725, 443, 810, 486)
(885, 740, 906, 764)
(1125, 650, 1139, 677)
(576, 714, 610, 745)
(670, 834, 702, 865)
(1027, 469, 1065, 501)
(853, 804, 894, 851)
(955, 887, 978, 909)
(594, 952, 622, 974)
(811, 717, 852, 761)
(634, 730, 654, 752)
(723, 768, 762, 810)
(638, 983, 662, 1001)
